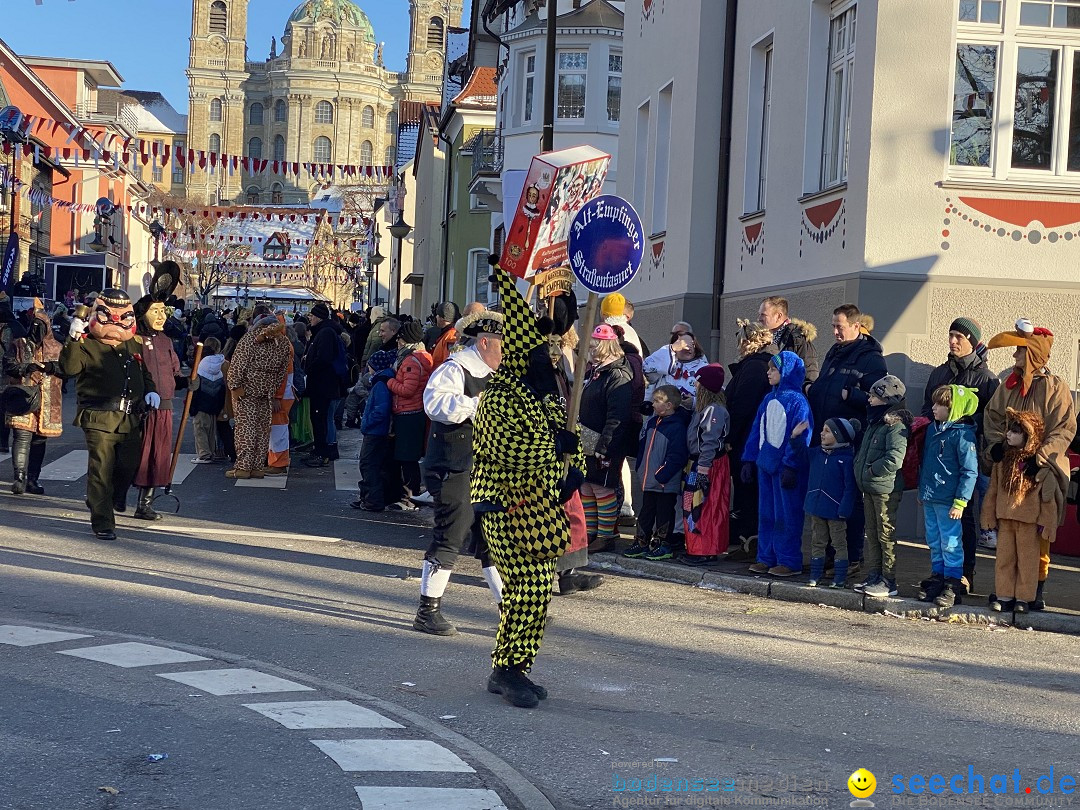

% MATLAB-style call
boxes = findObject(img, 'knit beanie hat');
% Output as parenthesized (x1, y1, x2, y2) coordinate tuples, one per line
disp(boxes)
(870, 374, 906, 404)
(367, 349, 395, 374)
(600, 292, 627, 318)
(694, 363, 726, 393)
(397, 320, 424, 345)
(825, 417, 861, 446)
(949, 317, 982, 347)
(310, 303, 330, 320)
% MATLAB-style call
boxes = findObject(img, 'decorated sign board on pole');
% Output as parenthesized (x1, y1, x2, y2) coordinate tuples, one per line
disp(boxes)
(499, 145, 611, 282)
(563, 194, 644, 457)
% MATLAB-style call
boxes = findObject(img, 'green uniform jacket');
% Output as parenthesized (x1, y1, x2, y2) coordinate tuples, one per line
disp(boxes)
(853, 407, 910, 495)
(58, 337, 156, 433)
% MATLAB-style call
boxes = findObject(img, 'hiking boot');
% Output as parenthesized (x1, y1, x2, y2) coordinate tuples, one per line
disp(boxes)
(587, 535, 614, 553)
(644, 544, 674, 561)
(486, 666, 540, 709)
(863, 579, 898, 598)
(990, 598, 1015, 613)
(847, 560, 862, 576)
(518, 670, 548, 700)
(768, 565, 800, 577)
(748, 562, 771, 574)
(935, 578, 960, 609)
(262, 465, 289, 476)
(918, 572, 945, 602)
(412, 596, 458, 636)
(853, 574, 881, 594)
(622, 541, 650, 558)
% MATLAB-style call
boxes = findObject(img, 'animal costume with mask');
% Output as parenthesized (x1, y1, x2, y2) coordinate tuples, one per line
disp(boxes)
(2, 304, 64, 495)
(982, 408, 1064, 609)
(58, 289, 158, 539)
(471, 264, 584, 708)
(130, 262, 183, 519)
(983, 319, 1076, 609)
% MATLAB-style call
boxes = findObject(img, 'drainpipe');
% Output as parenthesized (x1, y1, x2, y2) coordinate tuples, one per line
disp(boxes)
(438, 127, 454, 304)
(481, 0, 510, 63)
(711, 0, 739, 362)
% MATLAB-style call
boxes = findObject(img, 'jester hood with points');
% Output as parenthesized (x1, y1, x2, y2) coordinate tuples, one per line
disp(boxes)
(741, 350, 814, 475)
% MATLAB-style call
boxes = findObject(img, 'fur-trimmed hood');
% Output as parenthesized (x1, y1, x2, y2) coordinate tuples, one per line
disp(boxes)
(786, 318, 818, 344)
(884, 408, 915, 430)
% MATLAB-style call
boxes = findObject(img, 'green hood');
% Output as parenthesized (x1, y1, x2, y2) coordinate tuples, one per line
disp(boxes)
(947, 384, 979, 422)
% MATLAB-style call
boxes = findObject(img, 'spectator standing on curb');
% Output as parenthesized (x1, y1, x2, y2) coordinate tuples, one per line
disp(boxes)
(804, 417, 859, 588)
(428, 302, 461, 368)
(352, 350, 397, 512)
(386, 321, 433, 505)
(680, 365, 731, 565)
(302, 304, 347, 468)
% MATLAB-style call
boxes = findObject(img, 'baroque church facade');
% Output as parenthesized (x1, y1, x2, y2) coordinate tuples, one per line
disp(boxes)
(185, 0, 460, 205)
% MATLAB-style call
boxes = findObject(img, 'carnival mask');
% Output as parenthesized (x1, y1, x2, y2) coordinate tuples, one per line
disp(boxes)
(144, 301, 168, 333)
(88, 290, 136, 346)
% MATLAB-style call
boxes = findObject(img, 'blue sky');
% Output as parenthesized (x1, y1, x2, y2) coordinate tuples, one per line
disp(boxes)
(5, 0, 463, 111)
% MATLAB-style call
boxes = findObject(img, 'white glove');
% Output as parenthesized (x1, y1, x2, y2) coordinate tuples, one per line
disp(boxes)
(68, 318, 88, 339)
(144, 392, 161, 409)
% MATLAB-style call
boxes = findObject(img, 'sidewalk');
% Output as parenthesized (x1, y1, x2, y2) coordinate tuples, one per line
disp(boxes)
(592, 530, 1080, 636)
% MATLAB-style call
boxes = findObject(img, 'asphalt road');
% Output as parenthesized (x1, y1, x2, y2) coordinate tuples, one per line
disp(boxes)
(2, 421, 1080, 810)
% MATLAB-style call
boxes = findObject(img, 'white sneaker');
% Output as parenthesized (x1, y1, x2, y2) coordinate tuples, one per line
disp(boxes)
(411, 491, 435, 505)
(191, 457, 213, 464)
(978, 529, 998, 550)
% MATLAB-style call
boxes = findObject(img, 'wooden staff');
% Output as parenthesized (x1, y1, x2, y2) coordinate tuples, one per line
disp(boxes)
(165, 341, 204, 495)
(563, 291, 599, 473)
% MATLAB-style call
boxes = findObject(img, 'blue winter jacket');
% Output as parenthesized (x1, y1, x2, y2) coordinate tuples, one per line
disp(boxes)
(636, 407, 691, 493)
(742, 351, 814, 475)
(919, 419, 978, 507)
(361, 368, 394, 437)
(803, 444, 857, 520)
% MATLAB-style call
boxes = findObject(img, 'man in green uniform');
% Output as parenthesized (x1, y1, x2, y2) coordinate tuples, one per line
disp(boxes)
(58, 289, 157, 540)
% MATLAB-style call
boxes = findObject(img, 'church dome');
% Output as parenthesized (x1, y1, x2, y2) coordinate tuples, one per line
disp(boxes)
(288, 0, 376, 41)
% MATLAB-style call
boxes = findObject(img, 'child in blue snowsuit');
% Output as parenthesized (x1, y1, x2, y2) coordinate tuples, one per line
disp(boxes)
(741, 351, 813, 576)
(803, 417, 860, 588)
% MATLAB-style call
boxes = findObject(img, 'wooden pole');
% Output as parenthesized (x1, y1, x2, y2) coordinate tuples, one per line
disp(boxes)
(165, 341, 203, 495)
(563, 291, 599, 471)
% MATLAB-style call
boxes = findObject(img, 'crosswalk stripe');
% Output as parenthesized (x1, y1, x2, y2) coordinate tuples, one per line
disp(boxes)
(353, 787, 508, 810)
(235, 474, 288, 488)
(311, 739, 474, 773)
(0, 625, 91, 646)
(333, 460, 358, 491)
(158, 668, 315, 695)
(170, 456, 198, 485)
(37, 450, 88, 481)
(59, 642, 209, 668)
(243, 700, 404, 729)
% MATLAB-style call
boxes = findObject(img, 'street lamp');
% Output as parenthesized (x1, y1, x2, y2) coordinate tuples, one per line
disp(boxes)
(367, 222, 385, 308)
(388, 213, 411, 314)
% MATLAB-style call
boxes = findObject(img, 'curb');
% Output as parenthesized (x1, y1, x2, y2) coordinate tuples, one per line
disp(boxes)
(589, 554, 1080, 637)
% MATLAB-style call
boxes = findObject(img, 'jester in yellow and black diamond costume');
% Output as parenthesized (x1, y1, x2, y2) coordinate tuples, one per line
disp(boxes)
(472, 263, 585, 709)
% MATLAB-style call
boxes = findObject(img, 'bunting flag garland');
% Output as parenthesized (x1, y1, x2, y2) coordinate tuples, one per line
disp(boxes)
(0, 113, 394, 182)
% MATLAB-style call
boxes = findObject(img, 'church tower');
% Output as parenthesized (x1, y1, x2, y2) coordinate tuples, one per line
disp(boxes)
(404, 0, 464, 100)
(187, 0, 250, 204)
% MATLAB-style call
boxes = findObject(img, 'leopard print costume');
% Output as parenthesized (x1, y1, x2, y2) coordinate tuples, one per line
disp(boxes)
(227, 322, 291, 473)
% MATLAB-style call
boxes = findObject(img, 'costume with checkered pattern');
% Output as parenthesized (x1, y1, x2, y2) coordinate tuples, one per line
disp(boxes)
(471, 266, 580, 670)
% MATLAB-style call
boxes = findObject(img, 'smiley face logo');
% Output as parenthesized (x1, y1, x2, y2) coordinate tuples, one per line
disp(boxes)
(848, 769, 877, 799)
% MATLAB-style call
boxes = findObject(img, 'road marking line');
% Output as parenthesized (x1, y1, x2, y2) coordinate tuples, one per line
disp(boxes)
(244, 700, 404, 729)
(353, 787, 508, 809)
(333, 460, 358, 491)
(37, 450, 88, 481)
(158, 668, 315, 695)
(235, 474, 288, 488)
(0, 625, 92, 646)
(311, 739, 474, 773)
(129, 524, 342, 543)
(59, 642, 210, 668)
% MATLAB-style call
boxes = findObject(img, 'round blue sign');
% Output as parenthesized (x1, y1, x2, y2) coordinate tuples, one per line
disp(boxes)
(567, 195, 644, 295)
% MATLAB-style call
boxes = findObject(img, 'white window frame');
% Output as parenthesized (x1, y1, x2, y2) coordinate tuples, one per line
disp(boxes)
(958, 0, 1003, 24)
(152, 139, 165, 183)
(360, 140, 373, 165)
(634, 100, 650, 216)
(744, 35, 774, 213)
(607, 50, 623, 123)
(950, 1, 1080, 186)
(556, 50, 588, 120)
(314, 100, 334, 124)
(468, 248, 495, 306)
(172, 140, 185, 184)
(521, 51, 537, 125)
(820, 2, 857, 190)
(653, 82, 673, 235)
(313, 136, 332, 163)
(273, 134, 286, 162)
(274, 99, 288, 122)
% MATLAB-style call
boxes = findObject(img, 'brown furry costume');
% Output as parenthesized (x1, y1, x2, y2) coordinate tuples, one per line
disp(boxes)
(981, 408, 1063, 603)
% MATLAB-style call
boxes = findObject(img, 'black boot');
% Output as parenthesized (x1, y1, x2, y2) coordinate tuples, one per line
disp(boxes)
(516, 667, 548, 700)
(486, 666, 540, 708)
(113, 490, 128, 513)
(1031, 580, 1047, 611)
(11, 430, 29, 495)
(134, 487, 162, 521)
(935, 578, 959, 609)
(11, 470, 26, 496)
(570, 570, 604, 592)
(412, 596, 458, 636)
(919, 572, 945, 602)
(24, 479, 44, 495)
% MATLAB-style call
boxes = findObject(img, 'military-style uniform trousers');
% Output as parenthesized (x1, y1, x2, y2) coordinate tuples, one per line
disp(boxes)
(82, 412, 142, 533)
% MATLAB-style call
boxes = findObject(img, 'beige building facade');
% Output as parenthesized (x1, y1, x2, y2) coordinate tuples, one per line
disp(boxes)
(185, 0, 461, 207)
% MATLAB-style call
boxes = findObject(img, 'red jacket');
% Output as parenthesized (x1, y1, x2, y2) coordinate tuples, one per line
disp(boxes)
(387, 349, 433, 413)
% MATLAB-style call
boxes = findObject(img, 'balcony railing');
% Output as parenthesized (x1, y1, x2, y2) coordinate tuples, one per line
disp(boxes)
(75, 101, 139, 136)
(471, 130, 503, 180)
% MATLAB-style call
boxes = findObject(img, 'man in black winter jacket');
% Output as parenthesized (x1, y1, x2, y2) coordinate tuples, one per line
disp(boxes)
(920, 316, 999, 592)
(805, 303, 889, 568)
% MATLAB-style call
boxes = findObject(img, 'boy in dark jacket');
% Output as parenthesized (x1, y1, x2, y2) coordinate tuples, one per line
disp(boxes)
(804, 417, 859, 587)
(625, 385, 690, 560)
(352, 350, 396, 512)
(853, 375, 912, 597)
